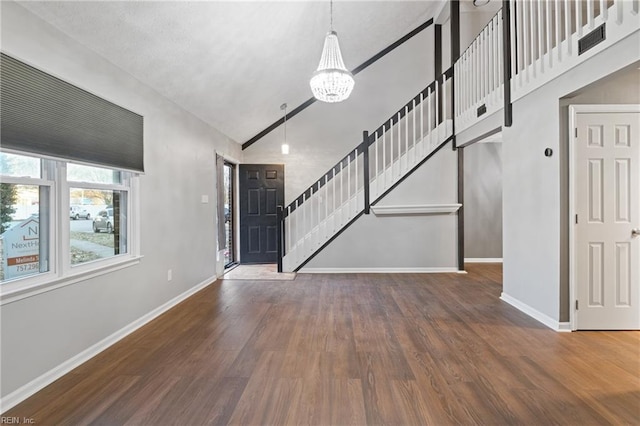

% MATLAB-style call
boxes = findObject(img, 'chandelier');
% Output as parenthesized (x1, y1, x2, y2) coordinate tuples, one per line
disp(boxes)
(309, 0, 354, 103)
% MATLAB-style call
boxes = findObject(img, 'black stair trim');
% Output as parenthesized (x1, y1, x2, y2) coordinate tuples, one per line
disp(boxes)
(293, 134, 454, 272)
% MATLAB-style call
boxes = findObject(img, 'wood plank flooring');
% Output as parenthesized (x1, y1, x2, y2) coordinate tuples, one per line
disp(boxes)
(5, 264, 640, 425)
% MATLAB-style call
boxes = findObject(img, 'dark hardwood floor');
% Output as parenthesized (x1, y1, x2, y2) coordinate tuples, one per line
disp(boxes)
(5, 264, 640, 425)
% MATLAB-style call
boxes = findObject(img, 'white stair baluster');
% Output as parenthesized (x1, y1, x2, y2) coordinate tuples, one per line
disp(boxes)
(420, 93, 424, 157)
(397, 112, 401, 177)
(347, 153, 351, 219)
(404, 106, 409, 169)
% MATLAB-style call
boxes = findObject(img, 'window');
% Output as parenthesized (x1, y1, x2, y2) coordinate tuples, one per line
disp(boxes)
(67, 164, 130, 265)
(0, 151, 139, 299)
(0, 153, 52, 282)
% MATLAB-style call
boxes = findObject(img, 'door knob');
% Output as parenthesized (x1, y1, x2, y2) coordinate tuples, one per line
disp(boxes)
(633, 228, 640, 237)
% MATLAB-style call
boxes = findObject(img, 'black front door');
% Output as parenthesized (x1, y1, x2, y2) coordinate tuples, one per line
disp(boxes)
(239, 164, 284, 264)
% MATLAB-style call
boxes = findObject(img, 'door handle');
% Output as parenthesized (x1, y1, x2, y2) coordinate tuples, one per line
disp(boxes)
(633, 228, 640, 237)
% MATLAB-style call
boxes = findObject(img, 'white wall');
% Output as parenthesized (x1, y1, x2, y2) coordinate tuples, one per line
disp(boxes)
(302, 142, 458, 271)
(464, 141, 502, 259)
(242, 27, 435, 205)
(502, 31, 640, 324)
(0, 2, 241, 401)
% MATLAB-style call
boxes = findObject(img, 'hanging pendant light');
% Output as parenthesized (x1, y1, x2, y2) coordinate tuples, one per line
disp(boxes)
(280, 103, 290, 155)
(309, 0, 354, 103)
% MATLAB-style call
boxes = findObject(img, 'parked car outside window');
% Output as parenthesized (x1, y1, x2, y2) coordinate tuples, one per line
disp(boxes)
(92, 208, 114, 233)
(70, 205, 90, 220)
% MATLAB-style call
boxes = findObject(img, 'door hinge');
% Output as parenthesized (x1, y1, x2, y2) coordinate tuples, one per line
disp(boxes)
(575, 300, 579, 310)
(575, 128, 578, 138)
(575, 214, 578, 224)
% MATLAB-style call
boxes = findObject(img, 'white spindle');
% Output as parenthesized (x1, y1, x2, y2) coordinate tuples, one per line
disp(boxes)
(545, 0, 552, 69)
(404, 107, 409, 165)
(510, 0, 518, 86)
(347, 154, 351, 214)
(302, 193, 307, 255)
(396, 113, 402, 176)
(295, 198, 302, 259)
(435, 80, 440, 135)
(498, 12, 504, 92)
(530, 0, 536, 78)
(555, 0, 562, 62)
(491, 16, 496, 101)
(287, 207, 291, 253)
(485, 26, 490, 98)
(427, 86, 432, 146)
(324, 177, 328, 237)
(420, 92, 424, 156)
(616, 0, 624, 25)
(339, 161, 343, 224)
(600, 0, 607, 21)
(442, 75, 447, 135)
(412, 99, 417, 159)
(587, 0, 594, 29)
(473, 41, 479, 107)
(332, 169, 336, 221)
(355, 149, 359, 212)
(316, 186, 322, 236)
(576, 0, 583, 37)
(382, 127, 387, 189)
(523, 0, 530, 82)
(390, 120, 394, 178)
(565, 0, 572, 54)
(538, 0, 544, 73)
(374, 133, 379, 183)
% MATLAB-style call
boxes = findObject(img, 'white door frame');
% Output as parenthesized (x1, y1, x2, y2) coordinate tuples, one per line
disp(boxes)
(568, 104, 640, 330)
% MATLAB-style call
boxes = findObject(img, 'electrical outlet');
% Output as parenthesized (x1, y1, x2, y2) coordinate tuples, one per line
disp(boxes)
(167, 269, 172, 281)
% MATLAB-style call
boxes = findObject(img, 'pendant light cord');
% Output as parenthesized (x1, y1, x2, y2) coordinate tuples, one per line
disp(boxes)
(330, 0, 333, 31)
(281, 103, 287, 143)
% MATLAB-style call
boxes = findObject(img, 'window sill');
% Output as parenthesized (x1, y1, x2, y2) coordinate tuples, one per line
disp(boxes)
(0, 255, 143, 305)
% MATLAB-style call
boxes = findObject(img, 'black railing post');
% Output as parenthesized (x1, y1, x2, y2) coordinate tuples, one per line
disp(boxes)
(451, 0, 460, 150)
(435, 24, 443, 124)
(362, 131, 370, 215)
(277, 205, 284, 272)
(503, 0, 513, 127)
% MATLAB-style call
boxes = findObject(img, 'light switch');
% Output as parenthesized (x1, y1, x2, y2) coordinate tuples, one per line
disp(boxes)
(201, 195, 209, 203)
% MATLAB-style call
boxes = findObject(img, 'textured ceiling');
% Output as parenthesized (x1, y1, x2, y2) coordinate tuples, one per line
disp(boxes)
(18, 1, 451, 144)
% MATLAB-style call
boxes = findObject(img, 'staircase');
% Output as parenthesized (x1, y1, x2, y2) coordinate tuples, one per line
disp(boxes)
(279, 0, 640, 272)
(280, 70, 454, 272)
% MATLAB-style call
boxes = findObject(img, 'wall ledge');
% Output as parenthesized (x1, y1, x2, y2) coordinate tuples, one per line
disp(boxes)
(371, 203, 461, 216)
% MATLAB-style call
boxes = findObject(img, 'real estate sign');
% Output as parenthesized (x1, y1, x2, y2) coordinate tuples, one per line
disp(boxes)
(1, 217, 40, 280)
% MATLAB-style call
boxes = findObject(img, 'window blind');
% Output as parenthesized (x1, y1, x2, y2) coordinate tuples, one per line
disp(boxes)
(0, 53, 144, 172)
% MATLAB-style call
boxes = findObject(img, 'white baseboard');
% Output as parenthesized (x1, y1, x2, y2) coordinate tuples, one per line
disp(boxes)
(0, 275, 217, 414)
(464, 258, 503, 263)
(500, 292, 571, 332)
(300, 267, 459, 274)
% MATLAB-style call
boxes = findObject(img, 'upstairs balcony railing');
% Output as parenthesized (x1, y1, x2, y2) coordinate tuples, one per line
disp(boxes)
(454, 0, 639, 133)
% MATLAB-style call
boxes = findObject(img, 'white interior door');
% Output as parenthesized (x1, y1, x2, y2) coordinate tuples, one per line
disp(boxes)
(574, 106, 640, 330)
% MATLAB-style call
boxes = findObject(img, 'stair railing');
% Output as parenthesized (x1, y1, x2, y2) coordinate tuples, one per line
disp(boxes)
(454, 9, 505, 133)
(279, 68, 454, 272)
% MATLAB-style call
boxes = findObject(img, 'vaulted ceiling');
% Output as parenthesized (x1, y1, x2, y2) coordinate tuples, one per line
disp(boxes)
(18, 1, 454, 145)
